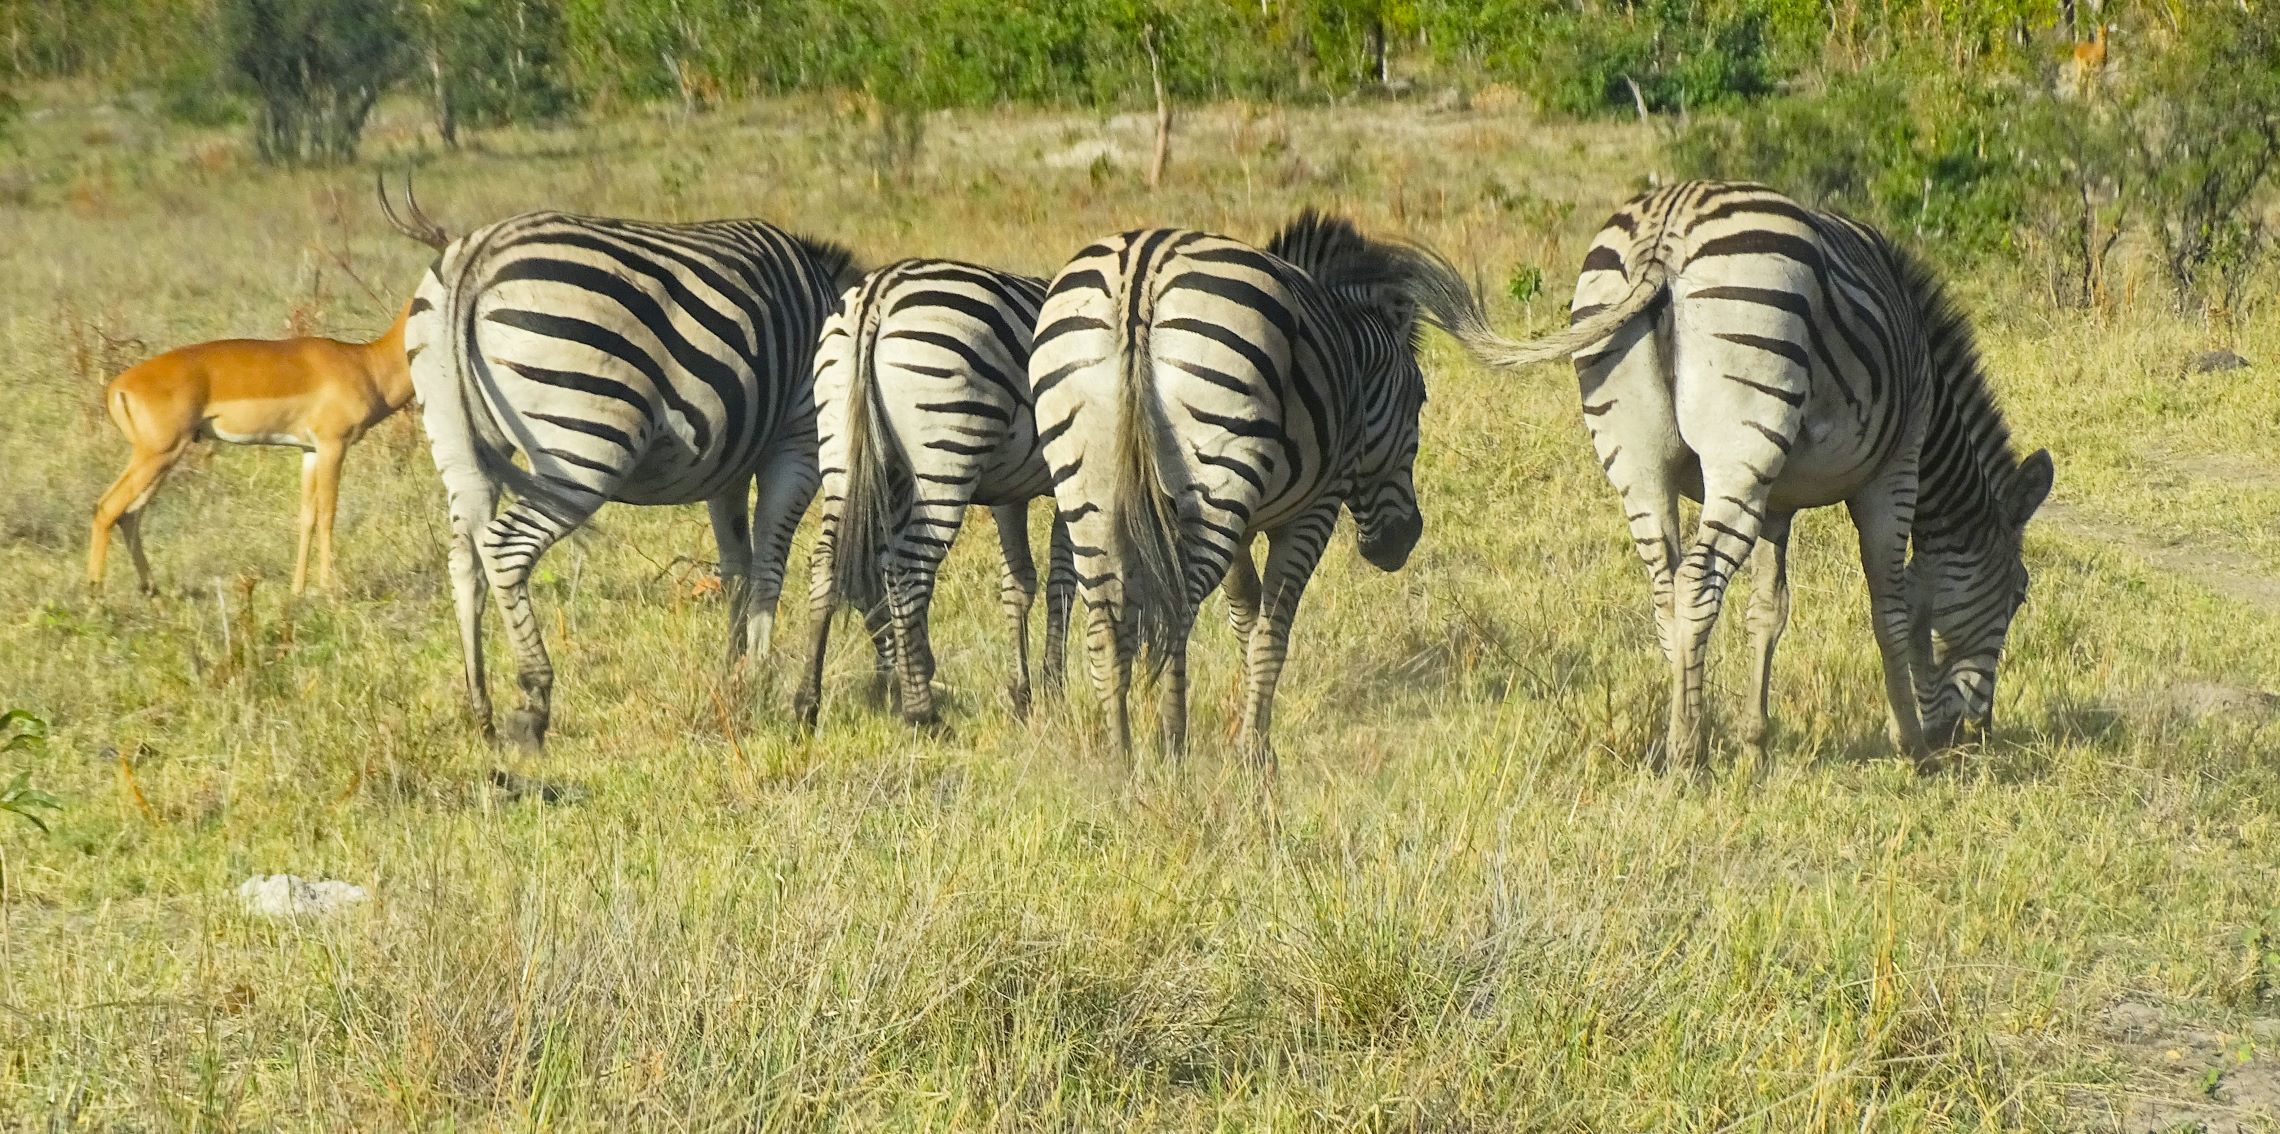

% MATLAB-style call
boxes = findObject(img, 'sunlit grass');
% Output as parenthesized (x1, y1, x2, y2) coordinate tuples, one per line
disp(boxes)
(4, 88, 2280, 1130)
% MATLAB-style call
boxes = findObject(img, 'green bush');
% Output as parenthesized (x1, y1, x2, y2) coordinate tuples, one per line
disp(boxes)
(2120, 5, 2280, 315)
(1669, 59, 2045, 261)
(223, 0, 410, 163)
(411, 0, 578, 144)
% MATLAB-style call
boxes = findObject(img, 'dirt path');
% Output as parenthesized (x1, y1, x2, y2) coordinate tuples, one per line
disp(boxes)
(2040, 499, 2280, 612)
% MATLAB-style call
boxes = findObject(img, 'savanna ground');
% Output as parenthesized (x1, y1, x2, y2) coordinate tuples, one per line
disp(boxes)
(5, 87, 2280, 1131)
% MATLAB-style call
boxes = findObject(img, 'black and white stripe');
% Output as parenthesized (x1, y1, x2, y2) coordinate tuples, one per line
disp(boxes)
(1455, 180, 2053, 767)
(793, 258, 1074, 728)
(406, 210, 859, 749)
(1030, 211, 1478, 765)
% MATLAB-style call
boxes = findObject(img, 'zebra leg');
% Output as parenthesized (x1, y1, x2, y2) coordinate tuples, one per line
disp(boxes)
(1741, 510, 1795, 755)
(1848, 476, 1931, 764)
(877, 491, 966, 727)
(1223, 540, 1261, 641)
(743, 449, 823, 668)
(1041, 517, 1075, 695)
(862, 602, 898, 711)
(445, 478, 499, 737)
(1070, 547, 1134, 758)
(1236, 503, 1340, 771)
(478, 498, 585, 750)
(793, 485, 844, 729)
(1159, 614, 1193, 758)
(992, 503, 1040, 720)
(709, 480, 755, 672)
(1666, 481, 1774, 772)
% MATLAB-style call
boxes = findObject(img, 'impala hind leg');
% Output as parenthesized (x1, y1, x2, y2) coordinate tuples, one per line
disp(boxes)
(88, 445, 182, 595)
(992, 503, 1040, 719)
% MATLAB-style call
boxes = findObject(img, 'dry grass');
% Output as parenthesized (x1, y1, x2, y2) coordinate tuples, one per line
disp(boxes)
(6, 89, 2280, 1131)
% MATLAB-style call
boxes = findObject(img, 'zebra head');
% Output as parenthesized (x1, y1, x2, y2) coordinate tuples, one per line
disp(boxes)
(1267, 210, 1483, 573)
(1908, 447, 2054, 747)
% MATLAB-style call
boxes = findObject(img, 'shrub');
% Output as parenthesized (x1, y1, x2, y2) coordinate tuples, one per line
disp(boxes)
(1669, 59, 2048, 262)
(2120, 6, 2280, 316)
(222, 0, 409, 164)
(410, 0, 578, 145)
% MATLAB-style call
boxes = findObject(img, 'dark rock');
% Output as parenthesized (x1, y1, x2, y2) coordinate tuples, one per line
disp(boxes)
(2186, 350, 2251, 374)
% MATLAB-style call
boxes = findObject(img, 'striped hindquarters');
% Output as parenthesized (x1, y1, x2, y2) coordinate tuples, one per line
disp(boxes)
(815, 258, 1048, 605)
(412, 210, 856, 515)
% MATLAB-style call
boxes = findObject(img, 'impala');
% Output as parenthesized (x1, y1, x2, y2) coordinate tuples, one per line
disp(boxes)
(88, 179, 450, 596)
(86, 301, 428, 596)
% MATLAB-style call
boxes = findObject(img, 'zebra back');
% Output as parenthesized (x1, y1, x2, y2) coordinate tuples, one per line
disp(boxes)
(411, 210, 859, 520)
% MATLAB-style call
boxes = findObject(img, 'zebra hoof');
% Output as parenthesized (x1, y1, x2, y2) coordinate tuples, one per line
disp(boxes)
(502, 707, 549, 751)
(1007, 683, 1033, 721)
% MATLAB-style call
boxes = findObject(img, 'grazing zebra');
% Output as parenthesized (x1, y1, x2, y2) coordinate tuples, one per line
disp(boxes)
(793, 258, 1075, 728)
(403, 210, 860, 749)
(1450, 180, 2052, 768)
(1030, 212, 1480, 766)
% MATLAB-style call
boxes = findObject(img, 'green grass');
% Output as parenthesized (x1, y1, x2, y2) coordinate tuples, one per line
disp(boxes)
(6, 89, 2280, 1130)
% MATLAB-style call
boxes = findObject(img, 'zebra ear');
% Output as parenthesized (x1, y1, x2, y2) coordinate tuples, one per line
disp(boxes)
(2009, 449, 2054, 525)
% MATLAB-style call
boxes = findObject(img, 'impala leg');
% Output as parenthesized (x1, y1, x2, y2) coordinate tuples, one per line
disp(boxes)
(292, 450, 320, 597)
(89, 446, 181, 595)
(991, 503, 1038, 720)
(312, 440, 347, 593)
(119, 512, 156, 597)
(1236, 503, 1340, 772)
(1741, 511, 1795, 755)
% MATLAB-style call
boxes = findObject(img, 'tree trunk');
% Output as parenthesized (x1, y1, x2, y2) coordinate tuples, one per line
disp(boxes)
(1146, 24, 1173, 190)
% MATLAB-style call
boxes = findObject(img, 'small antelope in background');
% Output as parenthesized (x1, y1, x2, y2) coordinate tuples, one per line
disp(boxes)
(87, 179, 450, 596)
(86, 300, 422, 596)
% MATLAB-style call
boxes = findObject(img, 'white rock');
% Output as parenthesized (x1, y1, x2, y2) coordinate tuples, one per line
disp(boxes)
(236, 874, 369, 919)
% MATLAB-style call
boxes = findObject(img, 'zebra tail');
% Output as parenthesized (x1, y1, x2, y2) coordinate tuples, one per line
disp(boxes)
(831, 275, 900, 615)
(1455, 259, 1670, 371)
(1111, 278, 1186, 679)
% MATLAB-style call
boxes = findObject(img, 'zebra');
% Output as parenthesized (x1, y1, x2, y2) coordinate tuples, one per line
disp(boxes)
(401, 209, 860, 750)
(792, 258, 1075, 729)
(1448, 180, 2052, 769)
(1029, 212, 1480, 766)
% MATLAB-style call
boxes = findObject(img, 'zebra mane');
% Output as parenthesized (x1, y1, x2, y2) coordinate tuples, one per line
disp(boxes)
(1266, 209, 1484, 346)
(1884, 235, 2031, 519)
(797, 233, 865, 293)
